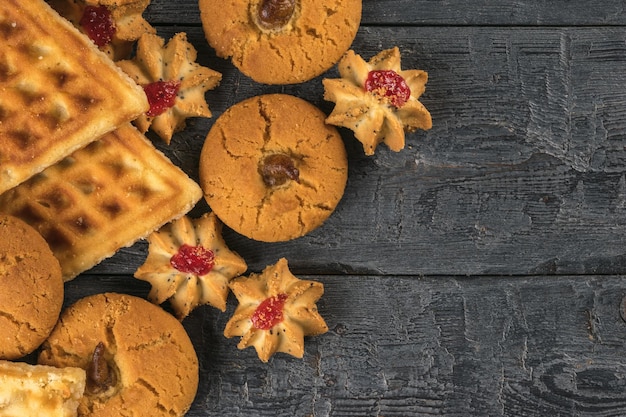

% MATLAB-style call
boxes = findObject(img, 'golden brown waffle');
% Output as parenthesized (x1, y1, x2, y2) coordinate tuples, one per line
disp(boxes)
(0, 0, 148, 194)
(0, 360, 86, 417)
(0, 123, 202, 281)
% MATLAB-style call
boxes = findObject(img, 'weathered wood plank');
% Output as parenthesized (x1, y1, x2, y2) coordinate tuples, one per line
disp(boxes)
(37, 1, 626, 416)
(144, 0, 626, 27)
(86, 25, 626, 277)
(61, 273, 626, 416)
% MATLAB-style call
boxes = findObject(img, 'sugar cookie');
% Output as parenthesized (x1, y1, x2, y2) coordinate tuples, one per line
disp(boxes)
(199, 94, 348, 242)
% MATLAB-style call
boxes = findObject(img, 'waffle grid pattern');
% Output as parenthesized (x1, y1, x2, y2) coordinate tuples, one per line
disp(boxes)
(0, 0, 147, 193)
(0, 124, 202, 280)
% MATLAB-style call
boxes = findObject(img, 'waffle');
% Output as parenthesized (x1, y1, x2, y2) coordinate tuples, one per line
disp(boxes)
(0, 123, 202, 281)
(0, 0, 149, 195)
(0, 360, 86, 417)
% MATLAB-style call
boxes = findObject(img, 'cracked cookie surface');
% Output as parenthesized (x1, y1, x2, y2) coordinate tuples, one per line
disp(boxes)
(198, 0, 362, 84)
(38, 292, 198, 417)
(199, 94, 348, 242)
(0, 214, 63, 360)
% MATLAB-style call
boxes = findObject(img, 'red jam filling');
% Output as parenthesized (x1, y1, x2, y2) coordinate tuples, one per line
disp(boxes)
(143, 81, 181, 117)
(364, 69, 411, 108)
(170, 244, 215, 276)
(79, 5, 115, 48)
(251, 294, 288, 330)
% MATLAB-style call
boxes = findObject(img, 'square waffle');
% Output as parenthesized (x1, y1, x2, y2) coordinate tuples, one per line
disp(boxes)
(0, 0, 148, 194)
(0, 360, 86, 417)
(0, 123, 202, 281)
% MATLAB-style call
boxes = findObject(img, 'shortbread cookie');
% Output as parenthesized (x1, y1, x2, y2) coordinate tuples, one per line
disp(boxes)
(48, 0, 155, 60)
(0, 123, 203, 281)
(199, 0, 362, 84)
(199, 94, 348, 242)
(0, 0, 149, 195)
(38, 293, 199, 417)
(0, 214, 63, 360)
(323, 47, 432, 155)
(224, 258, 328, 362)
(0, 360, 86, 417)
(135, 212, 248, 319)
(117, 32, 222, 144)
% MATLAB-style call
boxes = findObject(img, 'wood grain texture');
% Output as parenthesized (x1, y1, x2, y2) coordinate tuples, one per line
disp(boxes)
(36, 0, 626, 416)
(89, 25, 626, 277)
(62, 274, 626, 417)
(144, 0, 626, 26)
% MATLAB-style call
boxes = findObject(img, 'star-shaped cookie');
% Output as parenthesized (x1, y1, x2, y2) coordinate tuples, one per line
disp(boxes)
(48, 0, 156, 60)
(134, 213, 247, 320)
(224, 258, 328, 362)
(117, 32, 222, 144)
(323, 47, 432, 155)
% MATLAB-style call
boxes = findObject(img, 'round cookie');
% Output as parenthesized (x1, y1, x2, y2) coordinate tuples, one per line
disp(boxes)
(198, 0, 362, 84)
(0, 214, 63, 360)
(38, 293, 198, 417)
(199, 94, 348, 242)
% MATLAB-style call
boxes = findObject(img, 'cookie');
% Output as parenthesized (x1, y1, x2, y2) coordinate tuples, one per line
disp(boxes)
(47, 0, 155, 61)
(0, 360, 86, 417)
(199, 94, 348, 242)
(323, 47, 432, 155)
(199, 0, 362, 84)
(117, 32, 222, 144)
(224, 258, 328, 362)
(134, 212, 248, 319)
(0, 214, 63, 360)
(38, 293, 198, 417)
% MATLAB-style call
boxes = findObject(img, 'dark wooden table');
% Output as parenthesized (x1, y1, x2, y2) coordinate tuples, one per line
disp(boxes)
(66, 1, 626, 415)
